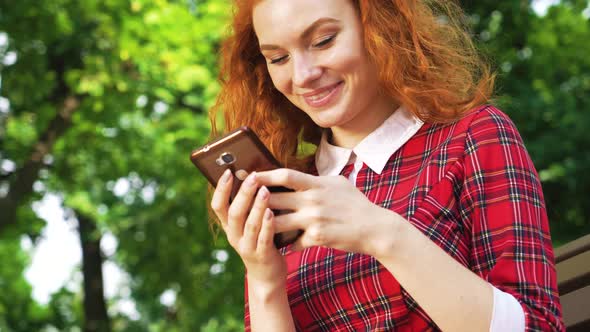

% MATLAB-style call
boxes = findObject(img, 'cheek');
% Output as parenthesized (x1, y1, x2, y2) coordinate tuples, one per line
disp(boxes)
(268, 67, 291, 95)
(327, 43, 368, 79)
(347, 55, 377, 92)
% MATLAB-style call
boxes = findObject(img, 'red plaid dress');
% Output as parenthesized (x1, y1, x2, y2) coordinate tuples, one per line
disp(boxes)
(245, 106, 564, 331)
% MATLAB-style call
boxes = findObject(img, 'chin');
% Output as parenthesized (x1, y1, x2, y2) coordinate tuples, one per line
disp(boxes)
(310, 111, 349, 129)
(300, 103, 349, 128)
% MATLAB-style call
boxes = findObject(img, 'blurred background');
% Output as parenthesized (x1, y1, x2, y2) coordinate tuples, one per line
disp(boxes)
(0, 0, 588, 331)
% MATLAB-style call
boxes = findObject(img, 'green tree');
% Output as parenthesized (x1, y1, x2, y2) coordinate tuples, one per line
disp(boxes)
(0, 0, 588, 330)
(1, 0, 243, 330)
(0, 235, 53, 331)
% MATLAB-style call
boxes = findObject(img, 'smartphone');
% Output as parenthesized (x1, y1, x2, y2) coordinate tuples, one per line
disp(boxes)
(190, 126, 303, 248)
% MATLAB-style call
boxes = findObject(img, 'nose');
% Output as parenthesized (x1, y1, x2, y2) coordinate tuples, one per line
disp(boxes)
(292, 53, 322, 87)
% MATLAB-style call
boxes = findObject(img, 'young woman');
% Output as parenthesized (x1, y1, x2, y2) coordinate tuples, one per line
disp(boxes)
(208, 0, 564, 330)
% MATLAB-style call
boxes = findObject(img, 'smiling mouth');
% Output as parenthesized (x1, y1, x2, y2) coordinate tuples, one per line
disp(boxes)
(301, 81, 344, 107)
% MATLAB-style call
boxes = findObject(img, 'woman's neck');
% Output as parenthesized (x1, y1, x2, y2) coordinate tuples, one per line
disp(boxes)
(329, 98, 400, 149)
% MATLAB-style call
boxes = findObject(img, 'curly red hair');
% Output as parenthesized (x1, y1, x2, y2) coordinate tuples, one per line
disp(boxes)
(209, 0, 494, 172)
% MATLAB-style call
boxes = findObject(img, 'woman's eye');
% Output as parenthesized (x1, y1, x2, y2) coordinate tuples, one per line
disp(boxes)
(270, 55, 288, 64)
(313, 35, 336, 48)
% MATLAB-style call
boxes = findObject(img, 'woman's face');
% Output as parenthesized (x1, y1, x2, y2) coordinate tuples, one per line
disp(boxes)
(253, 0, 395, 142)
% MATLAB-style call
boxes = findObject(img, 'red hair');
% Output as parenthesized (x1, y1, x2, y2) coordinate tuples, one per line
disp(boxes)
(209, 0, 494, 171)
(206, 0, 494, 230)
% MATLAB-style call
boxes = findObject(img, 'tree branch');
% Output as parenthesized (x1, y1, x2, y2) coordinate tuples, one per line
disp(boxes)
(0, 95, 81, 231)
(173, 93, 204, 114)
(75, 209, 111, 332)
(0, 32, 88, 232)
(0, 172, 14, 181)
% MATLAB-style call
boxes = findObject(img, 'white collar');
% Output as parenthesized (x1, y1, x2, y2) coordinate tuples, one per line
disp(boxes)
(315, 106, 424, 176)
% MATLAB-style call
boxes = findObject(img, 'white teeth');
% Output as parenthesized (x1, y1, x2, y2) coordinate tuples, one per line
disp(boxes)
(308, 88, 332, 101)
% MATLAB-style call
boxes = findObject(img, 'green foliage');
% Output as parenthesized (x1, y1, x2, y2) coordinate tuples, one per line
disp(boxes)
(45, 287, 83, 330)
(0, 235, 52, 331)
(0, 0, 588, 330)
(1, 0, 240, 329)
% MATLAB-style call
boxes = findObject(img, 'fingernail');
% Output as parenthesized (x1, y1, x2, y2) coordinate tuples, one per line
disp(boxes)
(258, 186, 269, 200)
(264, 208, 273, 220)
(245, 172, 257, 186)
(220, 169, 231, 184)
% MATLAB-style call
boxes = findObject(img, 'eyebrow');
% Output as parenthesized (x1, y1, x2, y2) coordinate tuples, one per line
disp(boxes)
(259, 17, 340, 51)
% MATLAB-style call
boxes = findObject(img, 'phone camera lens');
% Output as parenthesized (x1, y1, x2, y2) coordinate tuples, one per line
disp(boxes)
(220, 152, 235, 164)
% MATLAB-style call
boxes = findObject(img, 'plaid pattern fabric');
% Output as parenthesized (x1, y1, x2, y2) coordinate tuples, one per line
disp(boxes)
(245, 106, 564, 331)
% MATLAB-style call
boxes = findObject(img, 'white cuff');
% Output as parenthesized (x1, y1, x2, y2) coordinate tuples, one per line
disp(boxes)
(489, 285, 525, 332)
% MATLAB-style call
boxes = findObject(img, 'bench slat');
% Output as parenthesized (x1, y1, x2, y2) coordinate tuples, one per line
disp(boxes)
(555, 234, 590, 263)
(560, 285, 590, 331)
(556, 250, 590, 295)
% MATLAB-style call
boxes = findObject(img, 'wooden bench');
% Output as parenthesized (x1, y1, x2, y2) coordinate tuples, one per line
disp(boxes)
(555, 233, 590, 331)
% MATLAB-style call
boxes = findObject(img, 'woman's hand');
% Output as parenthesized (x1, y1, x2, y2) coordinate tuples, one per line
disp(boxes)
(210, 169, 287, 288)
(255, 168, 400, 256)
